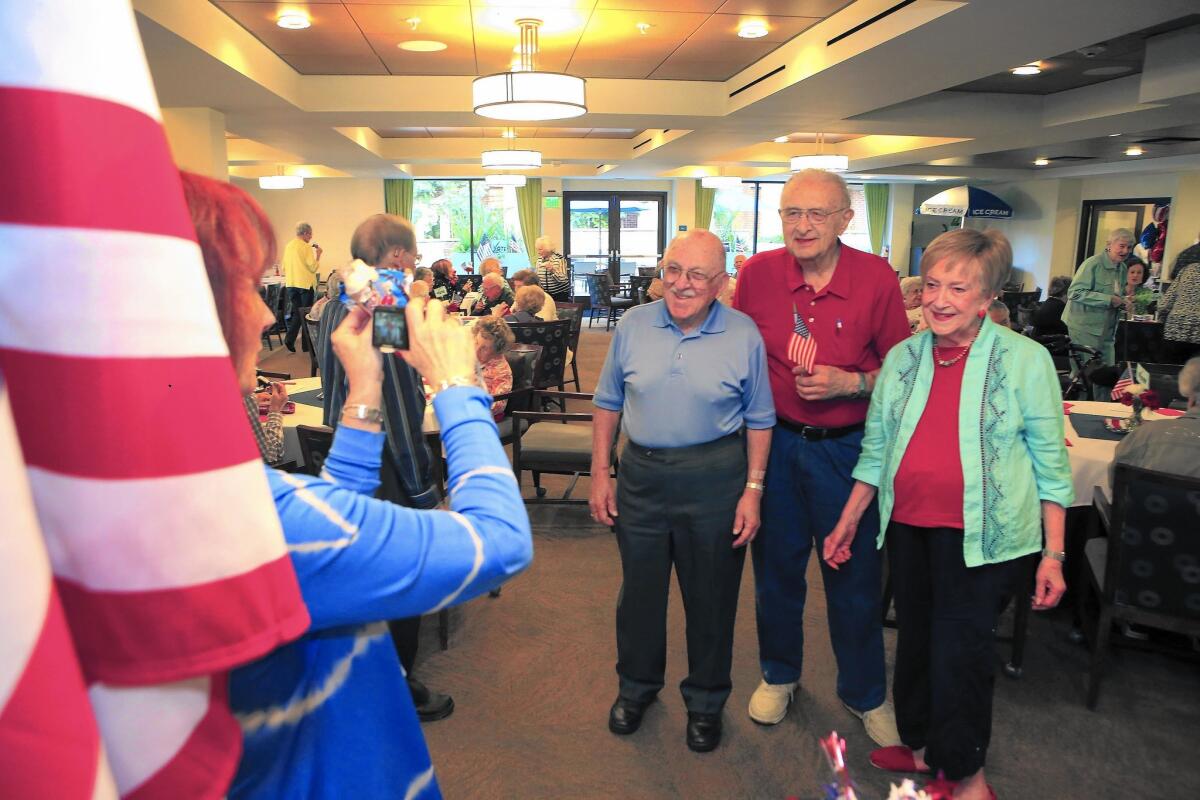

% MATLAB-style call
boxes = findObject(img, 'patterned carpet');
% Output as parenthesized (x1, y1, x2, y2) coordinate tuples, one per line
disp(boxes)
(260, 325, 1200, 799)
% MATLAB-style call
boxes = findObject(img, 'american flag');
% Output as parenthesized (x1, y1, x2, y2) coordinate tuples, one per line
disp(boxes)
(788, 303, 819, 374)
(1111, 364, 1134, 400)
(0, 1, 309, 796)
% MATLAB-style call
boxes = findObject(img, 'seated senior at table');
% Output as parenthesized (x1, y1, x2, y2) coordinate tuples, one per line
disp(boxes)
(473, 316, 514, 420)
(824, 228, 1072, 800)
(510, 269, 558, 320)
(1111, 356, 1200, 480)
(505, 284, 546, 324)
(180, 171, 532, 800)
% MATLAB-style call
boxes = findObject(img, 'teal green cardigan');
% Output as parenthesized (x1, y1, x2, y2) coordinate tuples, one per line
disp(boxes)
(852, 317, 1074, 567)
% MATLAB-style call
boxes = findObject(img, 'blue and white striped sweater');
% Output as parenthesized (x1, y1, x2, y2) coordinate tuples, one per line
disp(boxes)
(229, 387, 532, 799)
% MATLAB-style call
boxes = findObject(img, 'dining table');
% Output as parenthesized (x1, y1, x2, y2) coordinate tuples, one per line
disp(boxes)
(1063, 399, 1185, 507)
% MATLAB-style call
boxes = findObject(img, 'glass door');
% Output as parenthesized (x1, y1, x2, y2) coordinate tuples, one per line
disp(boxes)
(564, 192, 667, 293)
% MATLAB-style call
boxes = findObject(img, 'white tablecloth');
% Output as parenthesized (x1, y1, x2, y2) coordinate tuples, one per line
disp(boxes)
(1064, 400, 1179, 508)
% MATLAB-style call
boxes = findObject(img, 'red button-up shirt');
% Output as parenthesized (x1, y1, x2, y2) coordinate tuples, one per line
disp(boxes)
(734, 244, 910, 429)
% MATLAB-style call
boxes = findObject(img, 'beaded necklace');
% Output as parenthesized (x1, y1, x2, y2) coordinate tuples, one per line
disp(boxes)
(932, 322, 981, 367)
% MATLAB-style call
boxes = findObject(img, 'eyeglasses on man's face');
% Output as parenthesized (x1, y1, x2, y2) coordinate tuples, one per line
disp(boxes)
(778, 207, 848, 225)
(663, 264, 721, 284)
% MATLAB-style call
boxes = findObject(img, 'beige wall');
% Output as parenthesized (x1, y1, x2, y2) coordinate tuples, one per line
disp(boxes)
(235, 178, 385, 280)
(161, 107, 227, 180)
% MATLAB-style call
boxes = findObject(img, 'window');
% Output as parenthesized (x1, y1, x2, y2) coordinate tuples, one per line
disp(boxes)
(709, 181, 874, 270)
(411, 179, 528, 273)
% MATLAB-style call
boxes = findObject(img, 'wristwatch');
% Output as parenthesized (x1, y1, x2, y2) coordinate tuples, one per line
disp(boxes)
(854, 372, 868, 399)
(1041, 548, 1066, 563)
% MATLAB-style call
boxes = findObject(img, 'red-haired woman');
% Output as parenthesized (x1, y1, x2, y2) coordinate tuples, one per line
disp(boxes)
(179, 172, 532, 799)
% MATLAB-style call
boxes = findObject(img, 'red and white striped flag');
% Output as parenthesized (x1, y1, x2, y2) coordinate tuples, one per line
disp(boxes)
(0, 1, 310, 796)
(0, 380, 117, 800)
(788, 303, 818, 375)
(1111, 365, 1134, 400)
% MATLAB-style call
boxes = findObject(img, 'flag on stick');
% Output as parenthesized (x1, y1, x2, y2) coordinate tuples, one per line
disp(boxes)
(788, 303, 818, 375)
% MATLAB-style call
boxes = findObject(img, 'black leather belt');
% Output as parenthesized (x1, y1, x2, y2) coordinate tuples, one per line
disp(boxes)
(775, 417, 865, 441)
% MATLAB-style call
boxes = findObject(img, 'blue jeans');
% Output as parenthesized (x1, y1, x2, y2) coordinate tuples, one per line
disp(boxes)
(751, 426, 886, 712)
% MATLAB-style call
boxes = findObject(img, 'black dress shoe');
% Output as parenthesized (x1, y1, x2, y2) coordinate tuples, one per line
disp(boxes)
(608, 697, 650, 735)
(284, 340, 297, 353)
(408, 678, 455, 722)
(686, 712, 722, 752)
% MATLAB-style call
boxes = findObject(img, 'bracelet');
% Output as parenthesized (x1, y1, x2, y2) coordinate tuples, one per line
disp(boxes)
(1041, 548, 1066, 562)
(429, 375, 476, 401)
(745, 481, 765, 492)
(341, 404, 383, 424)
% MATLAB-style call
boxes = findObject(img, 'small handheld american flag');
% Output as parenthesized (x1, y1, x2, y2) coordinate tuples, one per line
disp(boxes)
(1111, 364, 1134, 400)
(789, 303, 818, 375)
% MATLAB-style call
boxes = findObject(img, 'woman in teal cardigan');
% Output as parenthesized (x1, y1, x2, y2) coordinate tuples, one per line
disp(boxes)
(824, 229, 1073, 800)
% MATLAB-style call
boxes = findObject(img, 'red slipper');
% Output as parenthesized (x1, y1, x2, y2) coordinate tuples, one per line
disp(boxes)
(869, 746, 932, 774)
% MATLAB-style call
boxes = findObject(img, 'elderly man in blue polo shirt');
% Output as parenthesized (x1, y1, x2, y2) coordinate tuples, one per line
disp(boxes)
(590, 229, 775, 753)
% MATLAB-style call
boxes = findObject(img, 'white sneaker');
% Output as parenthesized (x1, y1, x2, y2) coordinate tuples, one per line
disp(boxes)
(748, 680, 797, 725)
(843, 700, 901, 747)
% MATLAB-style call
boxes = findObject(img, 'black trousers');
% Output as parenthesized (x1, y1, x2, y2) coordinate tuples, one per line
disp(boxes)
(284, 286, 314, 347)
(614, 434, 746, 714)
(888, 522, 1022, 780)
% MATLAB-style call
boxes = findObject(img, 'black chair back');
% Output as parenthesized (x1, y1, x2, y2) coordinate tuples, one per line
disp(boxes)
(555, 303, 585, 351)
(296, 424, 334, 477)
(299, 307, 320, 376)
(1107, 463, 1200, 621)
(507, 320, 571, 391)
(1002, 290, 1041, 329)
(629, 275, 652, 304)
(584, 273, 607, 308)
(637, 266, 658, 277)
(502, 344, 541, 416)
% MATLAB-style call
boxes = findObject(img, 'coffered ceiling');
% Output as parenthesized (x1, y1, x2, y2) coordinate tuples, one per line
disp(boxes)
(135, 0, 1200, 183)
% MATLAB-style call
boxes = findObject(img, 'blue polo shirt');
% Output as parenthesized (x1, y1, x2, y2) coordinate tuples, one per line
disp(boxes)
(593, 299, 775, 448)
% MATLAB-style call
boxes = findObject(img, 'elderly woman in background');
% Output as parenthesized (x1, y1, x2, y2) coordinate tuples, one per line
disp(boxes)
(510, 269, 558, 320)
(987, 298, 1012, 330)
(900, 275, 925, 333)
(506, 284, 546, 323)
(180, 172, 532, 799)
(535, 235, 571, 301)
(1064, 228, 1133, 366)
(1160, 240, 1200, 362)
(1032, 275, 1070, 337)
(473, 316, 514, 421)
(824, 229, 1072, 800)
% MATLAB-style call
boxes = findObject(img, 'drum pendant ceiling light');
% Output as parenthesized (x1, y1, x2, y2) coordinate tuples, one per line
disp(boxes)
(789, 133, 849, 173)
(485, 174, 527, 187)
(473, 18, 587, 121)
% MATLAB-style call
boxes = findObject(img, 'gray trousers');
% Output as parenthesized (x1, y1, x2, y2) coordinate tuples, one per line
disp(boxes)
(614, 433, 747, 714)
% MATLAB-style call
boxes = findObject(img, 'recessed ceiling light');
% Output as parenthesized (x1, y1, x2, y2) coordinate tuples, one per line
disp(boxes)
(636, 22, 652, 35)
(738, 22, 769, 39)
(773, 136, 789, 143)
(1124, 146, 1144, 157)
(1011, 64, 1041, 76)
(924, 177, 938, 181)
(400, 40, 447, 52)
(1034, 158, 1050, 166)
(1108, 133, 1122, 137)
(276, 12, 310, 30)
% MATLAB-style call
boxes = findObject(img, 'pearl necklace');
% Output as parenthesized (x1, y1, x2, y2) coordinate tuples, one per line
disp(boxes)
(932, 324, 981, 367)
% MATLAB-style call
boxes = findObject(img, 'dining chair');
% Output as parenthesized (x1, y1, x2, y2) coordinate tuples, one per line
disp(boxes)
(295, 424, 333, 477)
(629, 275, 653, 304)
(554, 303, 585, 391)
(511, 390, 619, 503)
(261, 283, 285, 350)
(1080, 463, 1200, 709)
(506, 319, 571, 398)
(301, 310, 320, 377)
(492, 343, 541, 447)
(595, 273, 635, 330)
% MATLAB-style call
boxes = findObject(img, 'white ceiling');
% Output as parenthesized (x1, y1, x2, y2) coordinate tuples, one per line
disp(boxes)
(134, 0, 1200, 183)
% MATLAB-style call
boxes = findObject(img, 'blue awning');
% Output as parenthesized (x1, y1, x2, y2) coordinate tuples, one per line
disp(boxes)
(919, 185, 1012, 219)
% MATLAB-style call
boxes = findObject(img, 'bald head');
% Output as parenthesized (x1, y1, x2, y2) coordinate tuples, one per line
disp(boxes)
(663, 229, 726, 274)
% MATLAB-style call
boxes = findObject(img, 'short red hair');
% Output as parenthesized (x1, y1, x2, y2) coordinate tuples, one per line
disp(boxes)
(179, 172, 277, 364)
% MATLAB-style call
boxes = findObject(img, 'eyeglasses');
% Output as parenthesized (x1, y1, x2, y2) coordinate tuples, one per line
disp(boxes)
(663, 265, 721, 284)
(778, 207, 848, 225)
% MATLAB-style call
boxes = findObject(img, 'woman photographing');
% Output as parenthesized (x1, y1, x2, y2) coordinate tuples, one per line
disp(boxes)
(824, 229, 1072, 800)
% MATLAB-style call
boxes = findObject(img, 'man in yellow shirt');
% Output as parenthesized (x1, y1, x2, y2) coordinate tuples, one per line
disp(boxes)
(283, 221, 322, 351)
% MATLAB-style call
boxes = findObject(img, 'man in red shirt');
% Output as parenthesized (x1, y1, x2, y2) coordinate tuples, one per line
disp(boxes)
(734, 169, 909, 744)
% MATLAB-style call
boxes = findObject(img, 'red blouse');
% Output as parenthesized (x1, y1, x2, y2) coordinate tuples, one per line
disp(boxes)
(890, 344, 969, 530)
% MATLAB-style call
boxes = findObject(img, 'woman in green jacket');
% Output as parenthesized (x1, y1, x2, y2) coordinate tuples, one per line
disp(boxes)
(823, 229, 1073, 800)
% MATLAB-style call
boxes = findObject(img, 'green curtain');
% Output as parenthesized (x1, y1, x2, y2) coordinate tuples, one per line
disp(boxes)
(864, 183, 890, 256)
(694, 179, 716, 230)
(515, 177, 543, 264)
(383, 178, 413, 219)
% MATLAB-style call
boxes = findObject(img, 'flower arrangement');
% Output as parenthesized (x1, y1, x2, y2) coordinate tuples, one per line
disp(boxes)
(1110, 383, 1160, 432)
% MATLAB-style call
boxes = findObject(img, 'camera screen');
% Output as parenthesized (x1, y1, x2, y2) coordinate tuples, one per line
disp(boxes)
(372, 306, 409, 351)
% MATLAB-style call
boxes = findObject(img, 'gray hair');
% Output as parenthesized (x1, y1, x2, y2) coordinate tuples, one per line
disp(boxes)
(474, 316, 514, 356)
(1179, 357, 1200, 405)
(296, 222, 312, 237)
(784, 168, 852, 210)
(482, 272, 503, 288)
(514, 284, 545, 313)
(535, 235, 553, 252)
(899, 276, 923, 296)
(1106, 227, 1134, 245)
(413, 267, 433, 285)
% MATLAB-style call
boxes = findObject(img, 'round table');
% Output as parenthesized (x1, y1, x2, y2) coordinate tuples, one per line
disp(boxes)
(1065, 400, 1181, 507)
